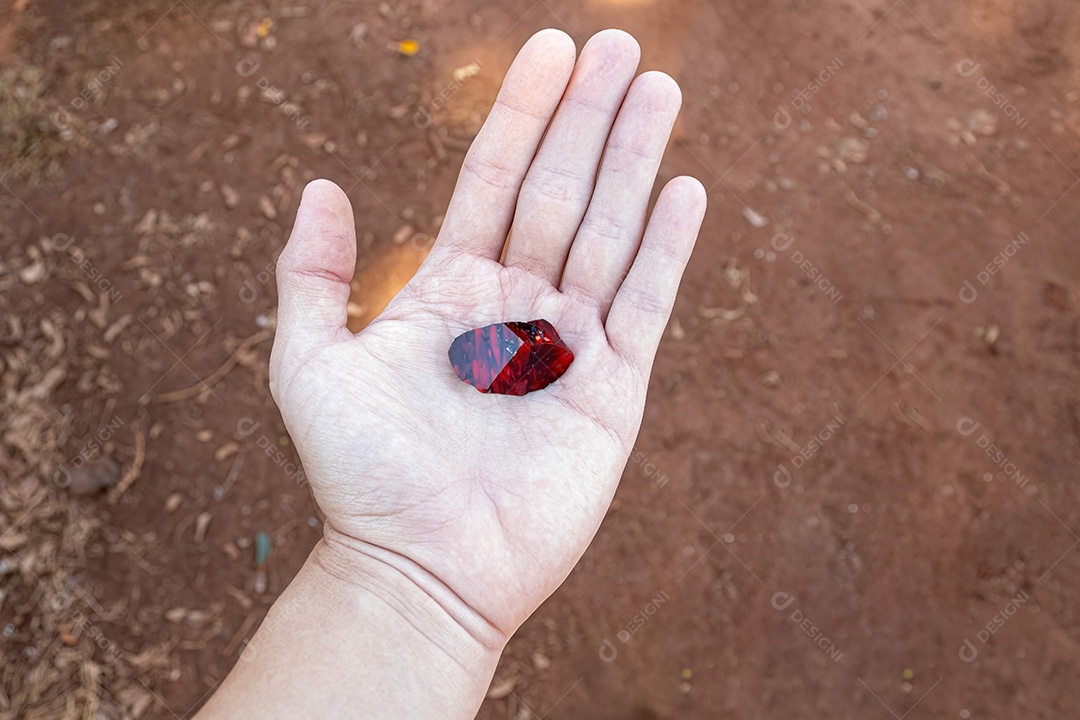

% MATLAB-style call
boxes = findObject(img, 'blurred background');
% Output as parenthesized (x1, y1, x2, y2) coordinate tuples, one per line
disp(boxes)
(1, 0, 1079, 718)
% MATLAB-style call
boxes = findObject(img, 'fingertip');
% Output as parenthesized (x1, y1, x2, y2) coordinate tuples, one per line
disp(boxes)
(633, 70, 682, 111)
(495, 30, 576, 122)
(295, 180, 353, 239)
(583, 28, 641, 66)
(523, 28, 578, 65)
(604, 176, 707, 366)
(664, 176, 708, 213)
(283, 180, 356, 285)
(300, 178, 349, 208)
(652, 177, 707, 251)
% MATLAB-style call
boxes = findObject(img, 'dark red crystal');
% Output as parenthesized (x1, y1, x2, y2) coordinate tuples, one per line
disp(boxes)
(448, 319, 574, 396)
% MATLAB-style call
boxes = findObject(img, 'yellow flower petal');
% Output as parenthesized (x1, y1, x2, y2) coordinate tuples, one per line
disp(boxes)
(256, 18, 274, 39)
(397, 39, 420, 56)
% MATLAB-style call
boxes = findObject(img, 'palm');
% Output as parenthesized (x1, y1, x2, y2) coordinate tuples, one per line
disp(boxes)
(269, 30, 706, 636)
(276, 252, 640, 628)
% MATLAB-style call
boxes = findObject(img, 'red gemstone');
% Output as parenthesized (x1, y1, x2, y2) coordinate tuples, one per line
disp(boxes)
(448, 319, 574, 396)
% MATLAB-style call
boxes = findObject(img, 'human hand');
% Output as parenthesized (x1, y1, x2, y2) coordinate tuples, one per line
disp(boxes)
(270, 28, 706, 650)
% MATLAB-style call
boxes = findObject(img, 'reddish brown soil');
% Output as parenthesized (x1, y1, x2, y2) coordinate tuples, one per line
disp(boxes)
(2, 0, 1079, 718)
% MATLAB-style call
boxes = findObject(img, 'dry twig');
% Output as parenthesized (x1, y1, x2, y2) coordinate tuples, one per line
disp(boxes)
(109, 429, 146, 503)
(154, 330, 270, 403)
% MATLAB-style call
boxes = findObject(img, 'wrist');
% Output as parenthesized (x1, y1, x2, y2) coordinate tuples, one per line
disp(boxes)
(201, 529, 504, 720)
(314, 522, 508, 668)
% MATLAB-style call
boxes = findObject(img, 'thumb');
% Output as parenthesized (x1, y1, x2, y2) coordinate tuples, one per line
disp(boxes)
(272, 179, 356, 382)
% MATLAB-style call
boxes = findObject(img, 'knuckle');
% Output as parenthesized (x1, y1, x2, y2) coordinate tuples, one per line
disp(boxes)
(525, 163, 591, 206)
(579, 209, 639, 243)
(461, 152, 518, 190)
(620, 287, 666, 317)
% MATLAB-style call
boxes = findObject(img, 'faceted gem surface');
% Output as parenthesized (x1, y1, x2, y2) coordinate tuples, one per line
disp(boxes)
(448, 319, 574, 396)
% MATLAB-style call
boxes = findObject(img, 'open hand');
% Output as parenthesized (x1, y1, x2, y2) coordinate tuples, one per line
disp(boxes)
(269, 28, 706, 648)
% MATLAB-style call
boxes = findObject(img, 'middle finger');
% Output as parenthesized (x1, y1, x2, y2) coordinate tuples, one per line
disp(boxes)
(502, 29, 641, 283)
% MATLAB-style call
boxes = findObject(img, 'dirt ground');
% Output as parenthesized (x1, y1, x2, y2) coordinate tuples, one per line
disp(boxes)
(2, 0, 1079, 718)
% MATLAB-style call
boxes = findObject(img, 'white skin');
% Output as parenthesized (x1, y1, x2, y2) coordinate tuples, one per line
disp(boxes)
(199, 28, 706, 719)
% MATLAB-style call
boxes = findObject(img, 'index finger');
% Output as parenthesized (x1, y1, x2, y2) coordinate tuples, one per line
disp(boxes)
(430, 29, 577, 261)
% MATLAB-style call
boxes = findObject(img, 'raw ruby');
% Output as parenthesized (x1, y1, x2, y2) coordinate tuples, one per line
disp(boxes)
(448, 320, 574, 396)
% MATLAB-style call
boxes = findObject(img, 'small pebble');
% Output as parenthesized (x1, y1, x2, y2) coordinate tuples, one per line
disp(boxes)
(221, 184, 240, 210)
(742, 207, 768, 228)
(258, 195, 277, 220)
(194, 512, 213, 543)
(165, 493, 183, 514)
